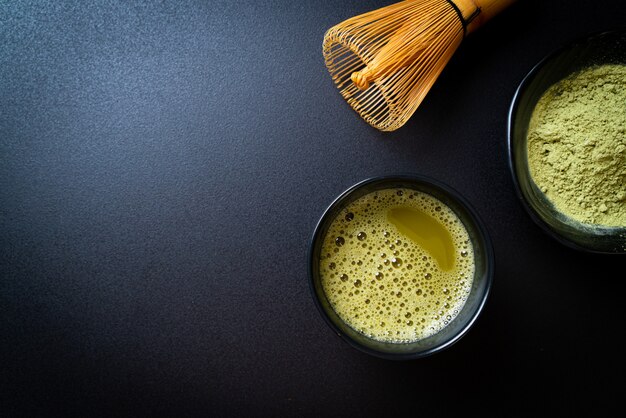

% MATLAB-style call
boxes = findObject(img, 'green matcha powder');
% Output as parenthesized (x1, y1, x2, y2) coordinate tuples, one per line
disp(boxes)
(527, 64, 626, 227)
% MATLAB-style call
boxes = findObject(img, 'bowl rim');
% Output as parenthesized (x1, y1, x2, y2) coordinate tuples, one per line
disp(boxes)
(307, 174, 495, 360)
(506, 28, 626, 254)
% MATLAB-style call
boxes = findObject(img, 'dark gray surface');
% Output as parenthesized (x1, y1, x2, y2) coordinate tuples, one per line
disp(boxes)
(1, 1, 624, 416)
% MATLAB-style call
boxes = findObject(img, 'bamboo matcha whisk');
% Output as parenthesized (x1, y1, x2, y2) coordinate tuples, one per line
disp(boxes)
(323, 0, 516, 131)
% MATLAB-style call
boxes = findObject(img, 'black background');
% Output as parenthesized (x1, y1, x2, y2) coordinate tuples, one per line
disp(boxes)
(2, 1, 625, 416)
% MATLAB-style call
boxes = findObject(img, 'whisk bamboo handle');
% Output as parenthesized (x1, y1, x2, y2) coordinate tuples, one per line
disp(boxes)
(454, 0, 517, 34)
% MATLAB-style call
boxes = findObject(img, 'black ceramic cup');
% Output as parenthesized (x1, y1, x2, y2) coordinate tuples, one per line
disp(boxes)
(508, 29, 626, 254)
(308, 175, 494, 360)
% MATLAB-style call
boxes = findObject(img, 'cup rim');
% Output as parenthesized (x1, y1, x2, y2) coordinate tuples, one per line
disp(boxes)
(506, 28, 626, 254)
(307, 174, 495, 360)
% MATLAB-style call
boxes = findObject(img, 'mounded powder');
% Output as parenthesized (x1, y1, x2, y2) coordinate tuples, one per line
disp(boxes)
(527, 64, 626, 227)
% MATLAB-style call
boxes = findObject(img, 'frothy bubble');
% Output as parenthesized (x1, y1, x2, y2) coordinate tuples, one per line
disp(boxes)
(319, 187, 475, 343)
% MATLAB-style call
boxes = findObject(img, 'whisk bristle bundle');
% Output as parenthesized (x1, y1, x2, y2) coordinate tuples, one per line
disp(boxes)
(323, 0, 466, 131)
(324, 0, 517, 131)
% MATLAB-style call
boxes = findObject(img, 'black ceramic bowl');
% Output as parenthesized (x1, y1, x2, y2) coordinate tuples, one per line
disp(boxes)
(308, 175, 494, 360)
(508, 29, 626, 254)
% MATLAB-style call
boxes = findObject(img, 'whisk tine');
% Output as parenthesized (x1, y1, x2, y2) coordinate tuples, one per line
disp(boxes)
(323, 0, 515, 131)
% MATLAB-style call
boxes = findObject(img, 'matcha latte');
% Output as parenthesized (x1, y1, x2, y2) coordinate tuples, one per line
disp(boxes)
(319, 188, 474, 343)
